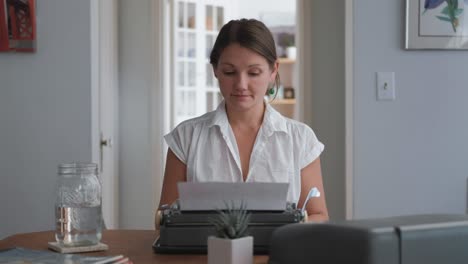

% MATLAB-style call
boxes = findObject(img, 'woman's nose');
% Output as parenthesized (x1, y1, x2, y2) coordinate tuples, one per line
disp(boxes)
(234, 73, 248, 90)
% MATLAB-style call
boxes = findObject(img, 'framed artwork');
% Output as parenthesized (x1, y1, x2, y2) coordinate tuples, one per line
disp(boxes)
(0, 0, 36, 52)
(283, 87, 295, 99)
(406, 0, 468, 49)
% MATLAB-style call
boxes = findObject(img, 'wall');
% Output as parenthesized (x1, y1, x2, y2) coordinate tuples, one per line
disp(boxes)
(353, 0, 468, 218)
(0, 0, 92, 238)
(118, 0, 156, 229)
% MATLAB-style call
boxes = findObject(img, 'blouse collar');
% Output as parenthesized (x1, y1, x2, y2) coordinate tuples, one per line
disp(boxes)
(207, 100, 288, 137)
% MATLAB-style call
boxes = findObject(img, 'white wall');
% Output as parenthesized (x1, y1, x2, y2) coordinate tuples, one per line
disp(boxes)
(236, 0, 295, 26)
(353, 0, 468, 218)
(0, 0, 92, 238)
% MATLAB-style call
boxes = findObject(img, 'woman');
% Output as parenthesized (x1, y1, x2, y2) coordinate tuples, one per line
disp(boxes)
(159, 19, 328, 222)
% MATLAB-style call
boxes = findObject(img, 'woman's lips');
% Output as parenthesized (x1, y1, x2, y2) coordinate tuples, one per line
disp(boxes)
(231, 94, 251, 101)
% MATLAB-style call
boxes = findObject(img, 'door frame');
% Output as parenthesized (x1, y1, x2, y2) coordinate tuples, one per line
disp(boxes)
(296, 0, 354, 220)
(150, 0, 171, 212)
(91, 0, 119, 228)
(344, 0, 354, 220)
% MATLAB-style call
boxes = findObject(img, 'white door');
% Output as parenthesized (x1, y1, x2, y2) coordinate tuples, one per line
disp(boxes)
(91, 0, 119, 229)
(171, 0, 234, 127)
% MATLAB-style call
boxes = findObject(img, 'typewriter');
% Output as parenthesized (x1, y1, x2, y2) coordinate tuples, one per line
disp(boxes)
(153, 200, 305, 254)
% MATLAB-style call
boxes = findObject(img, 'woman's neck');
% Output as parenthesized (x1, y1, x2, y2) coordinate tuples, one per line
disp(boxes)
(225, 102, 265, 130)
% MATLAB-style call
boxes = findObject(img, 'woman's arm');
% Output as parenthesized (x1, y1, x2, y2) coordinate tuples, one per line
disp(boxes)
(297, 157, 329, 222)
(158, 149, 187, 207)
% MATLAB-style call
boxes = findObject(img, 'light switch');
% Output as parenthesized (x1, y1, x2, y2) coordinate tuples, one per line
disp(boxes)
(376, 72, 395, 101)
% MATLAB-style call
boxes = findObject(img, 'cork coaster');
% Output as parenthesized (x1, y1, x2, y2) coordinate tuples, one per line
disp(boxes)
(48, 242, 108, 253)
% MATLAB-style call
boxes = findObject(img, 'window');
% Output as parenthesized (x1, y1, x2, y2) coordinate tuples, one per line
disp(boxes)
(171, 0, 232, 127)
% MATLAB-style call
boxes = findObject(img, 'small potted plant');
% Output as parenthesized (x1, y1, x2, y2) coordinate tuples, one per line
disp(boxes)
(277, 32, 296, 59)
(208, 201, 253, 264)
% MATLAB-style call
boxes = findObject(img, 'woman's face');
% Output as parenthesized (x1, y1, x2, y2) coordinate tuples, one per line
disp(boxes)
(213, 43, 278, 113)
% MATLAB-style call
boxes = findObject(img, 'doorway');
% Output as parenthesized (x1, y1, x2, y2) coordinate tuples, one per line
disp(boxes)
(154, 0, 349, 220)
(165, 0, 301, 129)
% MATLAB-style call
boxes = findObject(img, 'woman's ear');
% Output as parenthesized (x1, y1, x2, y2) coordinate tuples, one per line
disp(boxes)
(270, 60, 279, 81)
(212, 65, 218, 78)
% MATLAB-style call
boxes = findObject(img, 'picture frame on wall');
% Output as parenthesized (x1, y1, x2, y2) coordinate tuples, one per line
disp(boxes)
(406, 0, 468, 50)
(0, 0, 36, 52)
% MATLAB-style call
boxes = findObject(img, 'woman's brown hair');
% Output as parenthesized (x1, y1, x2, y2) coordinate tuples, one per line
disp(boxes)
(209, 19, 281, 93)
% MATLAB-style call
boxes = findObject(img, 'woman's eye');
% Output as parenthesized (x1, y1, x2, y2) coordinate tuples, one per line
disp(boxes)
(223, 71, 235, 75)
(249, 72, 260, 76)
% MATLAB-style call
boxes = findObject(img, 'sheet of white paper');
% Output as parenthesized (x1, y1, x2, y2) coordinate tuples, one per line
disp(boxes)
(177, 182, 289, 211)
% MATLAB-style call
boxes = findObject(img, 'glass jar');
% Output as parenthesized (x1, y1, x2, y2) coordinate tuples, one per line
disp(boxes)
(55, 163, 102, 246)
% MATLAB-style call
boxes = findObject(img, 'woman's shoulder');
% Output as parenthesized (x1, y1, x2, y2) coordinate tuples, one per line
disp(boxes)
(277, 115, 314, 136)
(284, 117, 311, 130)
(171, 110, 217, 133)
(280, 117, 324, 157)
(265, 104, 317, 141)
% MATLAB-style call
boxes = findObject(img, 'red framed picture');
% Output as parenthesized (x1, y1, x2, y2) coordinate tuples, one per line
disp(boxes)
(0, 0, 36, 52)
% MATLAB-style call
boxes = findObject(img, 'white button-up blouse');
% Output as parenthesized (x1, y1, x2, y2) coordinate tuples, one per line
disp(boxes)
(164, 101, 324, 204)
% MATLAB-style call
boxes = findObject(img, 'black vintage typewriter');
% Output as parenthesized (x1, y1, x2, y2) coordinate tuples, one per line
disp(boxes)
(153, 201, 305, 254)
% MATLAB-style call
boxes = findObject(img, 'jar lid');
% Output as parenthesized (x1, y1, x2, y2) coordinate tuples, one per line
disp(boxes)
(58, 162, 98, 175)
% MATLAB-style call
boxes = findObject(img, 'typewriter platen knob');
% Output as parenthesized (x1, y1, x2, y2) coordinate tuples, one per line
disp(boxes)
(156, 204, 171, 230)
(155, 210, 163, 230)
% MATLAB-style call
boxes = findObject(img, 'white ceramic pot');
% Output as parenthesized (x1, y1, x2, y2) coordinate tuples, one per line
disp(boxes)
(286, 46, 297, 60)
(208, 236, 253, 264)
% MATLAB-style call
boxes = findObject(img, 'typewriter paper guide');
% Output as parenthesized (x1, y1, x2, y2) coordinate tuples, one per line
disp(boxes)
(178, 182, 289, 211)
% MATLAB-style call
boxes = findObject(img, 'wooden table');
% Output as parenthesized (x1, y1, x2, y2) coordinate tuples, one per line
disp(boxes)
(0, 230, 269, 263)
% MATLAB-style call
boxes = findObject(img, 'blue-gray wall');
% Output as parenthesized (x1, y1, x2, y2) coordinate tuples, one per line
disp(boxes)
(0, 0, 92, 238)
(353, 0, 468, 218)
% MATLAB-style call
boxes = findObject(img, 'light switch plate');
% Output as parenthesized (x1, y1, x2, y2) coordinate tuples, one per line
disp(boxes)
(376, 72, 395, 101)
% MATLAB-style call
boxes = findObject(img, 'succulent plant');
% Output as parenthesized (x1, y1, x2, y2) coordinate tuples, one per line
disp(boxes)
(210, 201, 251, 239)
(277, 32, 295, 48)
